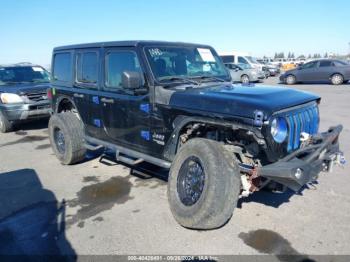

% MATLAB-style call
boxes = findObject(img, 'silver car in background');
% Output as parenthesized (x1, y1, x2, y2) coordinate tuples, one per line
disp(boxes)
(224, 63, 265, 83)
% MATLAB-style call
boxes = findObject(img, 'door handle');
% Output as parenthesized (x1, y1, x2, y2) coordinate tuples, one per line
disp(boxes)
(73, 93, 84, 98)
(101, 97, 114, 104)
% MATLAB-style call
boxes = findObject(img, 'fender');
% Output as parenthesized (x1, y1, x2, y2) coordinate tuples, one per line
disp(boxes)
(162, 115, 265, 161)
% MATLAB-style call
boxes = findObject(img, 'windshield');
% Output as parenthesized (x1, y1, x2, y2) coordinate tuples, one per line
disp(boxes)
(0, 66, 50, 85)
(245, 56, 259, 64)
(144, 46, 230, 82)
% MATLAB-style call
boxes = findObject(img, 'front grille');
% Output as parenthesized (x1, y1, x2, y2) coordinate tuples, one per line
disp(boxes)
(25, 92, 47, 102)
(285, 103, 319, 152)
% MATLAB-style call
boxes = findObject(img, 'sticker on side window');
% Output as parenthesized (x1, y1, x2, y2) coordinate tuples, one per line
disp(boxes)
(32, 67, 44, 72)
(197, 48, 216, 62)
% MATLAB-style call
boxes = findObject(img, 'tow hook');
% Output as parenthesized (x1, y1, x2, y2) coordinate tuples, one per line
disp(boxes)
(327, 152, 346, 172)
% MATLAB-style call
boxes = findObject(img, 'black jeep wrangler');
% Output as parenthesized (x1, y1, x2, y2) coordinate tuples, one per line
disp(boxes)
(48, 41, 344, 229)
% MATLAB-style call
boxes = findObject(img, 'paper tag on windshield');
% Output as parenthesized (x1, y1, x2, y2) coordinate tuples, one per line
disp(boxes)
(197, 48, 216, 62)
(32, 67, 44, 72)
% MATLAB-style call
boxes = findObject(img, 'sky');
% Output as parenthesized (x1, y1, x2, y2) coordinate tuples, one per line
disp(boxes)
(0, 0, 349, 66)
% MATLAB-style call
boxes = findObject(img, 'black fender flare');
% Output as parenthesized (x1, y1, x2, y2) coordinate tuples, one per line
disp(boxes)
(162, 115, 264, 161)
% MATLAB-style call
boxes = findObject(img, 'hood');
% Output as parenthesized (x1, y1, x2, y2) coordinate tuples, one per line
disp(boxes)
(169, 83, 320, 119)
(0, 82, 51, 95)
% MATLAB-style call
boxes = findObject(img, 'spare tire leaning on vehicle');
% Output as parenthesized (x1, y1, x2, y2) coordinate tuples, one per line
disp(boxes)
(167, 138, 241, 229)
(48, 112, 86, 165)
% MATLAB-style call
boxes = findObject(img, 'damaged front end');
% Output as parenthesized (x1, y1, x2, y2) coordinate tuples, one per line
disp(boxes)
(259, 125, 345, 191)
(237, 125, 345, 194)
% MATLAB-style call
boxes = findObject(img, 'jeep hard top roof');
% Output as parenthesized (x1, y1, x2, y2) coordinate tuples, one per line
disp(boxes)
(53, 40, 212, 51)
(0, 62, 42, 68)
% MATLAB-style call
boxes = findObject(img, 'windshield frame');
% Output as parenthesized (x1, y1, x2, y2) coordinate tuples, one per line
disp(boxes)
(0, 66, 50, 85)
(142, 45, 231, 85)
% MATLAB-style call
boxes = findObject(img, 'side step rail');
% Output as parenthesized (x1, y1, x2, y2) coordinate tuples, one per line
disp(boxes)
(85, 135, 171, 169)
(116, 150, 144, 166)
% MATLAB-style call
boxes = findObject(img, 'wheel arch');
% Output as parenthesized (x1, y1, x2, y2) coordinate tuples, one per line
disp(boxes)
(162, 115, 264, 162)
(55, 95, 77, 113)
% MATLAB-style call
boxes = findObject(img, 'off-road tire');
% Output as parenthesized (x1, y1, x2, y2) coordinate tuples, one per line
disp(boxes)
(286, 74, 296, 85)
(0, 111, 13, 133)
(48, 112, 86, 165)
(331, 74, 344, 85)
(167, 138, 241, 229)
(241, 74, 250, 84)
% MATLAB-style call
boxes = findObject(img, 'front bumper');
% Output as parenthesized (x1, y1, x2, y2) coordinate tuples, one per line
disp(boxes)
(259, 125, 344, 191)
(0, 101, 51, 122)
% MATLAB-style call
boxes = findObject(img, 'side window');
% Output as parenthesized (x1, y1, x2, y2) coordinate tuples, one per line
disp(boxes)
(105, 51, 143, 90)
(220, 56, 234, 63)
(319, 61, 332, 67)
(53, 53, 72, 82)
(238, 56, 247, 64)
(302, 61, 318, 69)
(333, 60, 347, 67)
(76, 52, 98, 86)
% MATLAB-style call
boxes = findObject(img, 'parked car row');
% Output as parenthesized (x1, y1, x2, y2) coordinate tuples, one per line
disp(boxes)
(219, 52, 280, 83)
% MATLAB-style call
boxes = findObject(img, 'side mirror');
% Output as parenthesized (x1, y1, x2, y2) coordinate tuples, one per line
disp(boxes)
(122, 71, 142, 89)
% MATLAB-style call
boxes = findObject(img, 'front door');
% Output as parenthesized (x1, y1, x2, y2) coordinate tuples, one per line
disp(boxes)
(297, 60, 319, 82)
(100, 48, 151, 154)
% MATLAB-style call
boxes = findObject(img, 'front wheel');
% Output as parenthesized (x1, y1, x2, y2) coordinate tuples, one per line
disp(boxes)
(241, 74, 250, 84)
(285, 75, 296, 85)
(48, 112, 86, 165)
(331, 74, 344, 85)
(167, 138, 241, 229)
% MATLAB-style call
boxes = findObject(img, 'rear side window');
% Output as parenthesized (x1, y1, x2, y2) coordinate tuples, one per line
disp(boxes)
(220, 55, 235, 63)
(76, 52, 98, 84)
(333, 60, 347, 67)
(53, 53, 72, 82)
(105, 51, 143, 90)
(319, 61, 332, 67)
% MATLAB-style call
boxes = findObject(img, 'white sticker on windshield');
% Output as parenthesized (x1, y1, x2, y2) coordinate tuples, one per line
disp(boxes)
(197, 48, 216, 62)
(32, 67, 44, 72)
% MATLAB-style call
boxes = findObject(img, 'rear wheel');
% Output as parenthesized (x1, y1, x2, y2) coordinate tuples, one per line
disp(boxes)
(167, 138, 241, 229)
(48, 112, 86, 165)
(331, 74, 344, 85)
(0, 111, 13, 133)
(241, 74, 250, 84)
(286, 75, 296, 85)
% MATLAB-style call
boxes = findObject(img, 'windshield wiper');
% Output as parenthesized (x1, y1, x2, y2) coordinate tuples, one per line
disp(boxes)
(27, 79, 49, 83)
(192, 76, 226, 83)
(159, 76, 199, 86)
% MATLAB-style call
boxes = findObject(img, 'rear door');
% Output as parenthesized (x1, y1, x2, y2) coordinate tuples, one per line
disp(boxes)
(99, 47, 151, 153)
(317, 60, 333, 81)
(72, 49, 104, 139)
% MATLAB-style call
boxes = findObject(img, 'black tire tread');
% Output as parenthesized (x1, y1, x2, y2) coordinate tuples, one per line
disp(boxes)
(168, 138, 241, 229)
(48, 112, 86, 165)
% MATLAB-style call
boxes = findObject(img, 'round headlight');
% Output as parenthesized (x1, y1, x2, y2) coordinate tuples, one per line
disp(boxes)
(270, 117, 288, 143)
